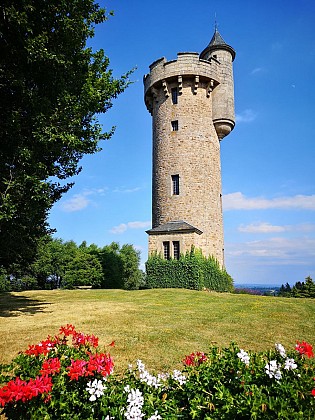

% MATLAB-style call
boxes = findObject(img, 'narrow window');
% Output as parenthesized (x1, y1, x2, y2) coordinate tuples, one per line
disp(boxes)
(171, 174, 179, 195)
(163, 241, 170, 260)
(171, 87, 178, 104)
(171, 120, 178, 131)
(173, 241, 180, 260)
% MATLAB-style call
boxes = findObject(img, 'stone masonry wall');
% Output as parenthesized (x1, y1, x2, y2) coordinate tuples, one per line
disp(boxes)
(148, 231, 201, 258)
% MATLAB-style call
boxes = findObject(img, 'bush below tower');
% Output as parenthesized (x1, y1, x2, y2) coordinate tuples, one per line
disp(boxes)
(145, 249, 234, 292)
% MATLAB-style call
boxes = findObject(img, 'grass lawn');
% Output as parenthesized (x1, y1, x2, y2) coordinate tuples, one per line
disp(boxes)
(0, 289, 314, 372)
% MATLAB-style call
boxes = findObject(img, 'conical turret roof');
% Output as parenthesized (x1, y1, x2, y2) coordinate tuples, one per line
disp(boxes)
(200, 28, 235, 61)
(209, 28, 227, 47)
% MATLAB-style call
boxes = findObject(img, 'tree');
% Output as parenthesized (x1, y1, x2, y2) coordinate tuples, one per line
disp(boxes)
(31, 237, 77, 288)
(97, 242, 142, 289)
(278, 282, 291, 297)
(63, 251, 103, 289)
(304, 276, 315, 298)
(120, 244, 142, 290)
(0, 1, 131, 269)
(98, 242, 123, 289)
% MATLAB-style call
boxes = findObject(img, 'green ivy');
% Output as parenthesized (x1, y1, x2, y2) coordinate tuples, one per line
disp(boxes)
(145, 248, 234, 292)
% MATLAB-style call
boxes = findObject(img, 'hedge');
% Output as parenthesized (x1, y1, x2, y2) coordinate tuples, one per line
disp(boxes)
(145, 248, 233, 292)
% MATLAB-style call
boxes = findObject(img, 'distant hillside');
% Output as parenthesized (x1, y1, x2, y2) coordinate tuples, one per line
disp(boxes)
(234, 284, 280, 296)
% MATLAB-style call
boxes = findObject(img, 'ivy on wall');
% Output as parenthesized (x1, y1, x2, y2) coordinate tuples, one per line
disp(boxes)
(145, 248, 233, 292)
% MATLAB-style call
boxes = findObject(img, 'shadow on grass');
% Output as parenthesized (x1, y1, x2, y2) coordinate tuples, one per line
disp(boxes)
(0, 293, 52, 317)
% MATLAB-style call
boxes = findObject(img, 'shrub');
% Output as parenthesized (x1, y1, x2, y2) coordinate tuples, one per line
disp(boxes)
(0, 268, 10, 292)
(1, 327, 314, 419)
(145, 248, 234, 292)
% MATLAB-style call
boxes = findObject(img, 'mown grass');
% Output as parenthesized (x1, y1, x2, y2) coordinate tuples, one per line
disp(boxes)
(0, 289, 314, 372)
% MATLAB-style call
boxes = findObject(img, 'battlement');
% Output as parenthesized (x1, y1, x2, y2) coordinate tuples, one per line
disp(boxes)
(144, 52, 221, 99)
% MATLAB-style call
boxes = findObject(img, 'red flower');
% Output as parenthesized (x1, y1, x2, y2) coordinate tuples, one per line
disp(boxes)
(40, 358, 61, 376)
(108, 340, 115, 347)
(296, 341, 314, 358)
(72, 332, 99, 348)
(59, 324, 76, 336)
(27, 376, 53, 398)
(183, 351, 207, 367)
(86, 353, 114, 377)
(25, 337, 59, 356)
(311, 389, 315, 397)
(67, 359, 88, 380)
(0, 376, 52, 407)
(84, 334, 99, 348)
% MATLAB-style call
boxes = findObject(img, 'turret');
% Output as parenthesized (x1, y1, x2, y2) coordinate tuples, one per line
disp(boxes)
(200, 29, 236, 140)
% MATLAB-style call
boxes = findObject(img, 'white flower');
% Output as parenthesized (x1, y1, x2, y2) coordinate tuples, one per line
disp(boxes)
(148, 411, 162, 420)
(284, 358, 297, 370)
(275, 343, 286, 358)
(237, 349, 250, 365)
(136, 359, 163, 388)
(172, 369, 187, 385)
(265, 360, 282, 380)
(127, 388, 144, 407)
(136, 360, 145, 371)
(124, 388, 145, 419)
(86, 379, 106, 402)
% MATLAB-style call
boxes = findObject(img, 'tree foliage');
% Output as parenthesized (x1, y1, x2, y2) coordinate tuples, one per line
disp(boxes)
(63, 251, 103, 289)
(279, 276, 315, 298)
(0, 238, 142, 291)
(0, 0, 131, 269)
(98, 242, 142, 290)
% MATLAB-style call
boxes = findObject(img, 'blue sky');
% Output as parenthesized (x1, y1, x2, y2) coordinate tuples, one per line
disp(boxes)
(49, 0, 315, 286)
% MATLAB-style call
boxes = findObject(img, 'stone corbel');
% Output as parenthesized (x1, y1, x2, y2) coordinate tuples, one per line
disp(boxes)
(193, 76, 199, 94)
(151, 87, 159, 102)
(206, 79, 214, 97)
(146, 97, 153, 115)
(178, 76, 183, 95)
(162, 80, 169, 98)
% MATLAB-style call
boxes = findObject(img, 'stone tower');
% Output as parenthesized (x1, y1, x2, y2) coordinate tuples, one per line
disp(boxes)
(144, 29, 235, 267)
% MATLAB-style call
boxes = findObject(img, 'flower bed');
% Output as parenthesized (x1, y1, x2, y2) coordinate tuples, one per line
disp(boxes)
(0, 325, 314, 419)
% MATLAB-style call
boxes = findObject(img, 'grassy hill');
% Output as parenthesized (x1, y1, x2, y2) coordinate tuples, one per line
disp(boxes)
(1, 289, 314, 372)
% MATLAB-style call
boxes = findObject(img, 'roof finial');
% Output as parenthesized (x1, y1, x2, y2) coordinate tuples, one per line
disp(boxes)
(214, 12, 218, 32)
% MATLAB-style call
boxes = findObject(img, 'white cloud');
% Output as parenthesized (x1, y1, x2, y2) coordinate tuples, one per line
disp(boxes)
(110, 220, 151, 234)
(113, 186, 142, 193)
(110, 223, 128, 234)
(235, 109, 257, 123)
(226, 237, 315, 265)
(60, 187, 107, 212)
(60, 194, 91, 212)
(238, 223, 287, 233)
(251, 67, 263, 75)
(238, 222, 315, 234)
(223, 192, 315, 211)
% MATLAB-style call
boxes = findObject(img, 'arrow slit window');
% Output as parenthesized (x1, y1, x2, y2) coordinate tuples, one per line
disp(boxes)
(171, 174, 179, 195)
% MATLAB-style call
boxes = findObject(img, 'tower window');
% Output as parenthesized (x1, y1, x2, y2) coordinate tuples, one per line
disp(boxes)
(163, 241, 170, 260)
(171, 120, 178, 131)
(171, 174, 179, 195)
(173, 241, 180, 260)
(171, 88, 178, 104)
